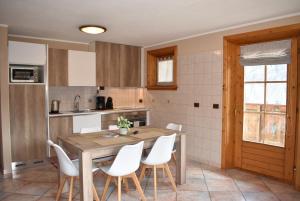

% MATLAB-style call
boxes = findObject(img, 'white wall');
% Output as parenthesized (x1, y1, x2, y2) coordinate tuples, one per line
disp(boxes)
(144, 15, 300, 168)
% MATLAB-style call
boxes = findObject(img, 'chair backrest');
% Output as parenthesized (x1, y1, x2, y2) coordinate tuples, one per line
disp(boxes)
(47, 140, 78, 177)
(108, 125, 119, 131)
(80, 127, 101, 134)
(166, 123, 182, 132)
(144, 134, 176, 165)
(108, 141, 144, 176)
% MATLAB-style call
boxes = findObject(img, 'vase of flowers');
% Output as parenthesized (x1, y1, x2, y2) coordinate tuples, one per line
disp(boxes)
(117, 116, 132, 135)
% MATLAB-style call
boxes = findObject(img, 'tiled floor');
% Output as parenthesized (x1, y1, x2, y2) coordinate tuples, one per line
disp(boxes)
(0, 160, 299, 201)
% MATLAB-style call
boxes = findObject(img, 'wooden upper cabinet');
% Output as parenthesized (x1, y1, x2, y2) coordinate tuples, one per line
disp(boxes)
(96, 41, 141, 87)
(120, 44, 141, 87)
(9, 85, 46, 162)
(48, 48, 68, 86)
(68, 50, 96, 86)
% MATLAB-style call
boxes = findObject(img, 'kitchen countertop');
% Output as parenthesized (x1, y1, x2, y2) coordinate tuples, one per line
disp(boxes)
(48, 107, 150, 117)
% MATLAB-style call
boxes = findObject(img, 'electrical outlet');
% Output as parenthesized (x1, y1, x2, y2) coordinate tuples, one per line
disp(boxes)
(213, 104, 219, 109)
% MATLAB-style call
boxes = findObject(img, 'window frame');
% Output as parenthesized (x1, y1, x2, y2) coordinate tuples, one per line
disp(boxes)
(147, 46, 177, 90)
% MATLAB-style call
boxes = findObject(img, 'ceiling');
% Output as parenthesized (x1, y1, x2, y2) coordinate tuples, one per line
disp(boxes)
(0, 0, 300, 46)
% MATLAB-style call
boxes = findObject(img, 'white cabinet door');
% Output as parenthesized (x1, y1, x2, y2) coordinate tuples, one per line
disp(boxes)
(73, 114, 102, 133)
(68, 50, 96, 86)
(9, 41, 47, 65)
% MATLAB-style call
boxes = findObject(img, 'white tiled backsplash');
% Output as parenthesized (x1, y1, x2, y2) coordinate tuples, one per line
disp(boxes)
(49, 87, 145, 111)
(144, 50, 223, 167)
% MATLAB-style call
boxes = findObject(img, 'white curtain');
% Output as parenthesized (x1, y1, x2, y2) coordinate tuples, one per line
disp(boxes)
(240, 39, 291, 66)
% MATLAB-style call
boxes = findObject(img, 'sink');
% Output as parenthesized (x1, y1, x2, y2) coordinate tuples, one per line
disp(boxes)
(70, 109, 91, 113)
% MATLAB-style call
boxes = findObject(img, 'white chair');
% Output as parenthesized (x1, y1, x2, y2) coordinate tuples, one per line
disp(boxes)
(139, 134, 177, 200)
(47, 140, 100, 201)
(100, 141, 146, 201)
(108, 125, 119, 131)
(166, 123, 182, 162)
(80, 127, 101, 134)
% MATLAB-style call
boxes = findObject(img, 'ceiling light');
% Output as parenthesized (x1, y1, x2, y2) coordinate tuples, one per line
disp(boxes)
(79, 25, 107, 34)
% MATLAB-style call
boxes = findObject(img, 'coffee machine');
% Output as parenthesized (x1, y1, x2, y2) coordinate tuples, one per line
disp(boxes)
(96, 96, 106, 110)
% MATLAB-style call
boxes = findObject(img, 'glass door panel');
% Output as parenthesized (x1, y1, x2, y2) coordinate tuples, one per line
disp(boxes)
(242, 64, 287, 147)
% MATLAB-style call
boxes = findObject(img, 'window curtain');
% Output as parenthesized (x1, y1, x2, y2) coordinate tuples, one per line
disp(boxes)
(240, 39, 291, 66)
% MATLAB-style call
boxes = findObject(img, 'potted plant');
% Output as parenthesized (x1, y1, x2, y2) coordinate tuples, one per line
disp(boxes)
(117, 116, 132, 135)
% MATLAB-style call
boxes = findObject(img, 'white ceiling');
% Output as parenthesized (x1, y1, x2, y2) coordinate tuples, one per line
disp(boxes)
(0, 0, 300, 46)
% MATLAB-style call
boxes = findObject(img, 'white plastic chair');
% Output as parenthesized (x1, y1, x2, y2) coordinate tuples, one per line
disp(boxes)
(166, 123, 182, 132)
(80, 127, 101, 134)
(47, 140, 100, 201)
(139, 134, 177, 200)
(100, 141, 146, 201)
(166, 123, 182, 162)
(108, 125, 119, 131)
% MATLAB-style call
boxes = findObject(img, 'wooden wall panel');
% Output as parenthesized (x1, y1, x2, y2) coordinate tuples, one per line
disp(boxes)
(9, 85, 46, 162)
(48, 48, 68, 86)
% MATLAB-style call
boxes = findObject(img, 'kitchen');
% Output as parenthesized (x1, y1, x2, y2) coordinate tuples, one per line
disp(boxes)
(1, 1, 300, 201)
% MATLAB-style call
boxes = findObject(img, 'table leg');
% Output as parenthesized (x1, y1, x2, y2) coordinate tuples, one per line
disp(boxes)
(176, 134, 186, 185)
(79, 151, 93, 201)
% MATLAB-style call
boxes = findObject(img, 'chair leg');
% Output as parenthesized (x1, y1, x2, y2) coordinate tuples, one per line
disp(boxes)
(153, 165, 157, 200)
(56, 176, 67, 201)
(131, 173, 147, 201)
(139, 164, 147, 182)
(164, 164, 177, 192)
(100, 175, 112, 201)
(118, 176, 122, 201)
(93, 184, 100, 201)
(123, 178, 130, 193)
(172, 152, 176, 165)
(68, 177, 74, 201)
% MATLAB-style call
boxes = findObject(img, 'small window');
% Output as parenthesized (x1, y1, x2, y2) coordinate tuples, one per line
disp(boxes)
(147, 46, 177, 90)
(157, 56, 174, 84)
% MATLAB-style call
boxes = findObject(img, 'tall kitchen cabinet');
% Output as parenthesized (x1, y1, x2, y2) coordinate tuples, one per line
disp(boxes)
(48, 48, 96, 86)
(9, 85, 46, 162)
(95, 41, 141, 87)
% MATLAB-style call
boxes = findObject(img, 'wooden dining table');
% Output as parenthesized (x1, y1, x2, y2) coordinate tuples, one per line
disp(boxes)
(58, 126, 186, 201)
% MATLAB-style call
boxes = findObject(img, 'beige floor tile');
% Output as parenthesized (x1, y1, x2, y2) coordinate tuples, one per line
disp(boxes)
(262, 177, 298, 193)
(0, 179, 29, 193)
(0, 193, 40, 201)
(178, 178, 208, 191)
(206, 179, 239, 192)
(177, 191, 211, 201)
(243, 192, 279, 201)
(203, 169, 231, 180)
(210, 191, 245, 201)
(144, 189, 176, 201)
(17, 182, 55, 196)
(234, 178, 270, 193)
(275, 192, 300, 201)
(226, 169, 261, 180)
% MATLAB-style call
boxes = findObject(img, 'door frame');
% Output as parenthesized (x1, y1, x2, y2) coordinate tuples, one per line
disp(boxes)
(221, 23, 300, 187)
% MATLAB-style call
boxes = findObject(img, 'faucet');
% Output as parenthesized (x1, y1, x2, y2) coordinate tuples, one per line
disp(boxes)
(74, 95, 80, 112)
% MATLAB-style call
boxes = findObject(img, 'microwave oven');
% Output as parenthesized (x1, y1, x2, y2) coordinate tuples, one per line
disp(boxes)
(10, 65, 40, 83)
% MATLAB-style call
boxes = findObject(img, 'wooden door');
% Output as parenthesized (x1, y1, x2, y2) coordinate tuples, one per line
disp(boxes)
(235, 57, 297, 182)
(48, 48, 68, 86)
(9, 85, 47, 162)
(120, 44, 141, 87)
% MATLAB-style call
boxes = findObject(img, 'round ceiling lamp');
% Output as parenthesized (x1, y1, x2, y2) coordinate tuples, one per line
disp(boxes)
(79, 25, 107, 34)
